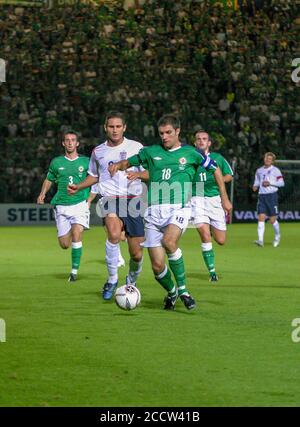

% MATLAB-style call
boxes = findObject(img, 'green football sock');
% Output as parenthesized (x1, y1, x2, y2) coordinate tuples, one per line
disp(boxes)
(168, 249, 188, 297)
(202, 248, 216, 276)
(71, 242, 82, 273)
(155, 266, 177, 296)
(128, 257, 143, 283)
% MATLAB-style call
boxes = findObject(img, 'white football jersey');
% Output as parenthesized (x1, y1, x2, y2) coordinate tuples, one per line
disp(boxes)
(253, 165, 284, 194)
(88, 137, 144, 197)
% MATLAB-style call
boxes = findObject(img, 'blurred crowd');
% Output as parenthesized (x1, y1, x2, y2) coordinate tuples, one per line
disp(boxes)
(0, 0, 299, 204)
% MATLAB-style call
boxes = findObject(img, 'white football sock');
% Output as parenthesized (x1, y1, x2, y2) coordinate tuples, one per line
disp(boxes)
(128, 258, 143, 283)
(272, 220, 280, 239)
(105, 239, 119, 283)
(258, 221, 265, 242)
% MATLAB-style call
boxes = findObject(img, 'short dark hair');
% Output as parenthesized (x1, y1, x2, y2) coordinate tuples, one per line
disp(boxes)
(105, 111, 126, 126)
(157, 114, 181, 130)
(194, 129, 212, 142)
(62, 129, 78, 141)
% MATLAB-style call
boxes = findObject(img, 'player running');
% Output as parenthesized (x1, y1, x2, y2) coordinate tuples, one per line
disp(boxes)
(109, 114, 232, 311)
(68, 111, 145, 300)
(190, 130, 233, 282)
(37, 130, 90, 282)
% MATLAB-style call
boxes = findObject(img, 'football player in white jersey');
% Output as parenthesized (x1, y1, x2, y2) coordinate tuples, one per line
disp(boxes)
(68, 112, 145, 299)
(253, 152, 285, 247)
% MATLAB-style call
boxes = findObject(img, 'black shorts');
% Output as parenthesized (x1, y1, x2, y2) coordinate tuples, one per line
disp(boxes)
(99, 196, 145, 238)
(257, 193, 278, 217)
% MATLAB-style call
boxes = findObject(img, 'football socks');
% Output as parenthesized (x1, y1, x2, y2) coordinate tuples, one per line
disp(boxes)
(155, 265, 176, 296)
(168, 249, 188, 297)
(128, 257, 143, 284)
(201, 242, 216, 277)
(106, 239, 119, 284)
(71, 241, 82, 273)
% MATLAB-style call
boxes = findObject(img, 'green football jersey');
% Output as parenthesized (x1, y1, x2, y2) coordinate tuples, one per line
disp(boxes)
(47, 156, 90, 206)
(128, 144, 216, 206)
(192, 152, 233, 197)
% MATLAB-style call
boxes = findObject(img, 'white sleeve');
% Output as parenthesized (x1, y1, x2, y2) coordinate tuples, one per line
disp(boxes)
(270, 169, 285, 188)
(253, 171, 260, 187)
(88, 150, 99, 177)
(91, 183, 99, 194)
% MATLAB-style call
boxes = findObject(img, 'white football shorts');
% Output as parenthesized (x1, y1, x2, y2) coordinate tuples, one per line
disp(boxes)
(54, 200, 90, 237)
(142, 203, 191, 248)
(190, 195, 226, 231)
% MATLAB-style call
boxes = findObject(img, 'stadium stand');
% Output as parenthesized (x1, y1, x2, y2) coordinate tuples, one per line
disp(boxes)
(0, 0, 299, 205)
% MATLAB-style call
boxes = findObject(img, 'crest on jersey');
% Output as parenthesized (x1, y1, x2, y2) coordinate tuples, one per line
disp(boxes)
(120, 151, 127, 160)
(179, 157, 187, 171)
(78, 166, 84, 172)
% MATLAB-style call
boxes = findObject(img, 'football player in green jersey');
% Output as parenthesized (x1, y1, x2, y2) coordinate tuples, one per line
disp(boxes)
(190, 130, 233, 282)
(37, 130, 90, 282)
(109, 115, 232, 311)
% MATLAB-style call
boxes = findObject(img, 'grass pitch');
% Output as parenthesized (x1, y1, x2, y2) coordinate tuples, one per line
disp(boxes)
(1, 223, 300, 407)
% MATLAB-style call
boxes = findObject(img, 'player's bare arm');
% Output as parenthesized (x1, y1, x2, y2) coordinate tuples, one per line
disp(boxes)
(67, 174, 98, 195)
(126, 170, 149, 182)
(213, 167, 232, 214)
(108, 160, 130, 177)
(252, 185, 258, 192)
(37, 179, 52, 204)
(87, 191, 97, 208)
(224, 174, 233, 184)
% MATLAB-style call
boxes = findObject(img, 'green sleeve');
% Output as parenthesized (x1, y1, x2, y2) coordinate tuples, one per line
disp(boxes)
(219, 156, 234, 176)
(46, 160, 57, 182)
(128, 148, 149, 169)
(194, 150, 217, 171)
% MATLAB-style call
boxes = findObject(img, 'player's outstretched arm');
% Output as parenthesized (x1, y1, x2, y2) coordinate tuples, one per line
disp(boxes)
(126, 170, 149, 182)
(37, 179, 52, 204)
(108, 160, 130, 177)
(87, 191, 97, 208)
(67, 175, 98, 195)
(213, 167, 232, 214)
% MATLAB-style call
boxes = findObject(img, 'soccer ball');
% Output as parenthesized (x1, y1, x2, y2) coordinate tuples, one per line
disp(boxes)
(115, 284, 141, 311)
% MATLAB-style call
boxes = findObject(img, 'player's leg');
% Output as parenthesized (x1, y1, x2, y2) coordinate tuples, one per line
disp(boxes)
(58, 232, 72, 249)
(255, 195, 266, 246)
(102, 214, 123, 299)
(196, 223, 218, 282)
(55, 206, 74, 281)
(126, 236, 144, 286)
(67, 201, 90, 282)
(269, 215, 280, 247)
(55, 206, 72, 249)
(143, 206, 177, 309)
(269, 194, 280, 247)
(162, 223, 195, 310)
(148, 245, 177, 310)
(122, 206, 145, 287)
(255, 213, 266, 246)
(118, 229, 126, 267)
(104, 224, 125, 267)
(68, 223, 84, 282)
